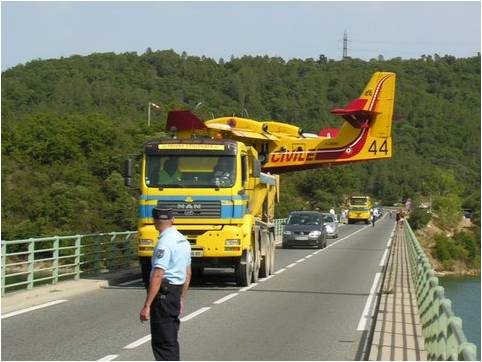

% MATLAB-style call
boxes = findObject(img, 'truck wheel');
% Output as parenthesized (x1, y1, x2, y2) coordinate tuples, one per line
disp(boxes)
(269, 232, 276, 275)
(235, 250, 253, 287)
(365, 220, 370, 225)
(252, 242, 260, 283)
(259, 245, 270, 278)
(139, 257, 151, 290)
(192, 266, 204, 281)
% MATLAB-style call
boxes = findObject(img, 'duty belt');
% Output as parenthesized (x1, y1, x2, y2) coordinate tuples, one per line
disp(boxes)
(159, 279, 184, 295)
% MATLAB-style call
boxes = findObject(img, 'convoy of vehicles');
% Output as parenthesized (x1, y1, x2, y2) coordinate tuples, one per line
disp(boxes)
(282, 211, 328, 249)
(125, 72, 396, 287)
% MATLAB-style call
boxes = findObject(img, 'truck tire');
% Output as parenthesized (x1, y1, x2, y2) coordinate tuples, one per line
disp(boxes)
(235, 250, 253, 287)
(252, 238, 260, 283)
(192, 266, 204, 281)
(139, 257, 151, 290)
(365, 219, 370, 225)
(269, 232, 276, 275)
(259, 246, 270, 278)
(259, 231, 270, 278)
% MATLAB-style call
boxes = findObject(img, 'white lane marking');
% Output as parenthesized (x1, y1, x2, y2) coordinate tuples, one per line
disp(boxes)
(274, 268, 286, 274)
(357, 272, 383, 331)
(2, 299, 68, 319)
(123, 334, 151, 349)
(296, 258, 306, 263)
(213, 293, 238, 305)
(258, 275, 274, 282)
(239, 283, 258, 292)
(386, 238, 392, 248)
(313, 250, 321, 255)
(181, 307, 211, 322)
(118, 278, 143, 286)
(379, 249, 389, 267)
(97, 355, 119, 361)
(306, 254, 313, 259)
(324, 224, 371, 251)
(286, 262, 297, 268)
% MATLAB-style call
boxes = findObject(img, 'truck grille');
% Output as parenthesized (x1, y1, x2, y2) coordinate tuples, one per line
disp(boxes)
(157, 201, 221, 219)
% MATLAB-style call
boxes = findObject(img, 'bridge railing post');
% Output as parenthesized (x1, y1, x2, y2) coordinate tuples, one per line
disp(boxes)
(53, 237, 59, 284)
(1, 242, 6, 296)
(74, 235, 81, 280)
(27, 238, 34, 290)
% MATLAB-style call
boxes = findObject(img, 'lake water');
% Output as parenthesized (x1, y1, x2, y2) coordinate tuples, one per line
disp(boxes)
(439, 276, 480, 359)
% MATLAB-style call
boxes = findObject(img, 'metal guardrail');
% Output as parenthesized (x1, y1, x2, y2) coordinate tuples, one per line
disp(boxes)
(1, 219, 287, 296)
(1, 232, 138, 296)
(274, 218, 287, 237)
(404, 221, 477, 361)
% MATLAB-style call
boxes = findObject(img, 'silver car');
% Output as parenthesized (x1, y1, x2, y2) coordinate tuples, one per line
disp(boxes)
(322, 213, 339, 238)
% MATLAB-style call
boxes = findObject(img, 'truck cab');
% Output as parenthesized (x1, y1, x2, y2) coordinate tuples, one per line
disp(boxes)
(134, 138, 277, 287)
(348, 196, 373, 224)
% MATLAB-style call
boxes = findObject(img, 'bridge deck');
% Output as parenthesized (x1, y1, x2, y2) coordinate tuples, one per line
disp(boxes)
(369, 224, 427, 360)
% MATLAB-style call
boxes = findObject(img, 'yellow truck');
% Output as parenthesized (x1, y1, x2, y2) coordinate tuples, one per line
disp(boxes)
(348, 196, 373, 224)
(125, 72, 396, 287)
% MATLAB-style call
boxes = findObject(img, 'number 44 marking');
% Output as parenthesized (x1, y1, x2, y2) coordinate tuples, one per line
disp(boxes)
(368, 140, 388, 155)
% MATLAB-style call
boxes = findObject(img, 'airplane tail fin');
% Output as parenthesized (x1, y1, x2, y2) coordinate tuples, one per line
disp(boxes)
(331, 72, 396, 138)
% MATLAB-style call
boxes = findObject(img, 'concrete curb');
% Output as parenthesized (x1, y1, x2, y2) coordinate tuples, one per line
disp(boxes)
(1, 267, 141, 314)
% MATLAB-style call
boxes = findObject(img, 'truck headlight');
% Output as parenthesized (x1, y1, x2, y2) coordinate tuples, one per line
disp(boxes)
(309, 230, 321, 237)
(283, 231, 292, 235)
(225, 239, 241, 246)
(139, 239, 153, 245)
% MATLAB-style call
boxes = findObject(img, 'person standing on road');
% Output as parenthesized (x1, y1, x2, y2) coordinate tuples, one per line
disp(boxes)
(372, 208, 380, 227)
(139, 206, 192, 361)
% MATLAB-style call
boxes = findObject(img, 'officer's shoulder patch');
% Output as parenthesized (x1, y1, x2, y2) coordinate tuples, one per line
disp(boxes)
(156, 249, 165, 258)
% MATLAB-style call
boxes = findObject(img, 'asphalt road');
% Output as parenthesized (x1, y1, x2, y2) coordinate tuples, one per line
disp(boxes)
(2, 215, 395, 361)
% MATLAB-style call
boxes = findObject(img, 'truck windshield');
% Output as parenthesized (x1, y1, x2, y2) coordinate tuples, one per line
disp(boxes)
(351, 207, 370, 211)
(287, 214, 322, 225)
(146, 155, 236, 188)
(350, 197, 368, 205)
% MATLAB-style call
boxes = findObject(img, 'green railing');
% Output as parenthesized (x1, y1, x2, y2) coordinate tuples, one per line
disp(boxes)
(274, 218, 287, 237)
(404, 221, 477, 361)
(1, 219, 287, 296)
(1, 231, 138, 296)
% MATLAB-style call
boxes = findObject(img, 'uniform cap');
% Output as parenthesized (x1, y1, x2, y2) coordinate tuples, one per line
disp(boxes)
(152, 206, 173, 220)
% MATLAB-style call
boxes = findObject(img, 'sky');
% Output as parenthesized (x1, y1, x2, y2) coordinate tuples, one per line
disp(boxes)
(2, 1, 481, 70)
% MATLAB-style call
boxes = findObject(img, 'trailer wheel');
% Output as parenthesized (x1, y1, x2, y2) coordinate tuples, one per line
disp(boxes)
(235, 250, 253, 287)
(252, 237, 260, 283)
(269, 232, 276, 275)
(139, 257, 151, 290)
(192, 266, 204, 281)
(259, 246, 270, 278)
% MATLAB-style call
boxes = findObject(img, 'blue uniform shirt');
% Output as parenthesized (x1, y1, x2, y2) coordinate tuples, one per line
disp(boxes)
(151, 226, 191, 285)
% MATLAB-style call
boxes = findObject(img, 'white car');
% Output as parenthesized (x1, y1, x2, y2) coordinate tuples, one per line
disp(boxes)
(322, 213, 339, 238)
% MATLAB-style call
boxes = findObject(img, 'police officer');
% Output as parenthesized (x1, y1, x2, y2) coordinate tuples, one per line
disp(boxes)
(139, 206, 192, 361)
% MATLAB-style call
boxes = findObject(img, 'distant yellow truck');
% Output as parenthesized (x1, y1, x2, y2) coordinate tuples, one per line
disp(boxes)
(348, 196, 373, 224)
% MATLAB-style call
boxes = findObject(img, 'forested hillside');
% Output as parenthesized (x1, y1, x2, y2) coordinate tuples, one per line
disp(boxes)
(2, 50, 480, 239)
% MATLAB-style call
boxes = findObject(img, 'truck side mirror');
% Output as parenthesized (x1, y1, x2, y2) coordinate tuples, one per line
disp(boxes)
(124, 159, 134, 187)
(252, 159, 261, 178)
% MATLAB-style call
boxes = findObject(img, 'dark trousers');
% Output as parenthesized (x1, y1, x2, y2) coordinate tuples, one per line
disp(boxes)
(150, 282, 183, 361)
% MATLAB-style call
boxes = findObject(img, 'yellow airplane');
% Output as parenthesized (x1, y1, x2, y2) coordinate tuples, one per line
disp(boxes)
(166, 71, 396, 173)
